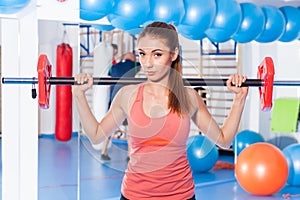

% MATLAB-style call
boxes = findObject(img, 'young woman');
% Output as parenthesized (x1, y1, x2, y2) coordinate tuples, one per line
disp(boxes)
(72, 21, 248, 200)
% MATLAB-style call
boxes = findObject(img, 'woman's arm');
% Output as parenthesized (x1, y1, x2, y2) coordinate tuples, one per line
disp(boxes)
(191, 75, 248, 149)
(72, 73, 126, 144)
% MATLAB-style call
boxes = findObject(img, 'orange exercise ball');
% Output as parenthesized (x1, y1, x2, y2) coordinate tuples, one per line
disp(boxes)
(235, 142, 288, 196)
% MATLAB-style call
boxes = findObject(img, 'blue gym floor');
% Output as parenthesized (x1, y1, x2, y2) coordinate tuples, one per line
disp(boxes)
(1, 135, 300, 200)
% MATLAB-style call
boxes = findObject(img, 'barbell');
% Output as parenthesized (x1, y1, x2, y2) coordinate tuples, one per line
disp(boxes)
(1, 54, 300, 111)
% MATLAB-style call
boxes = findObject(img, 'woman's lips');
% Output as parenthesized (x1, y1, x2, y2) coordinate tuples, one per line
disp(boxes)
(146, 71, 155, 76)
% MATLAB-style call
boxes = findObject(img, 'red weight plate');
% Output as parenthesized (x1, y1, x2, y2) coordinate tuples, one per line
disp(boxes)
(37, 54, 52, 109)
(257, 57, 274, 111)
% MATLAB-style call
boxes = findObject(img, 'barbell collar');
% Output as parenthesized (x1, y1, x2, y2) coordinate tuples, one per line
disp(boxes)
(1, 77, 39, 84)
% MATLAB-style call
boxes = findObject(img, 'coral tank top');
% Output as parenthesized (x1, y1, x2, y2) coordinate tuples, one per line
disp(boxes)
(121, 84, 194, 199)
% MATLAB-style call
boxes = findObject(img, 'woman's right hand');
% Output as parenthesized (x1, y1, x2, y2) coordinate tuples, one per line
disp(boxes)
(72, 73, 93, 97)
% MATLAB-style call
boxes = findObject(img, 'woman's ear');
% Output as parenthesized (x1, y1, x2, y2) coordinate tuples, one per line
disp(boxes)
(171, 47, 179, 61)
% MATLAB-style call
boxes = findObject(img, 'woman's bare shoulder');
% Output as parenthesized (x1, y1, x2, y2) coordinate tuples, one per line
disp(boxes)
(185, 87, 204, 113)
(186, 87, 199, 102)
(115, 84, 141, 111)
(118, 84, 140, 96)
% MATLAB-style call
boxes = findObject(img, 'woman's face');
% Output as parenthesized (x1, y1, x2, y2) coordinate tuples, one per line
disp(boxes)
(137, 35, 178, 83)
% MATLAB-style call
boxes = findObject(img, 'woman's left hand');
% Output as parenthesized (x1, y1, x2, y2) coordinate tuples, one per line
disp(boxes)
(226, 74, 249, 98)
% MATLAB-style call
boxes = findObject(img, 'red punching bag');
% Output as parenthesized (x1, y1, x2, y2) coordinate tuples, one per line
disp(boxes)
(55, 43, 73, 141)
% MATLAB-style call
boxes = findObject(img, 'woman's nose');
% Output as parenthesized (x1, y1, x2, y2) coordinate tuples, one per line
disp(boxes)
(143, 55, 153, 68)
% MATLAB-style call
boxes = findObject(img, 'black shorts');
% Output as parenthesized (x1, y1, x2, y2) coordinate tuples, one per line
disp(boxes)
(120, 194, 196, 200)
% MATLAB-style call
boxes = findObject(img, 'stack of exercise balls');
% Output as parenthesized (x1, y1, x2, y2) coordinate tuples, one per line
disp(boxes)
(4, 0, 300, 43)
(79, 0, 300, 43)
(233, 130, 300, 196)
(186, 135, 219, 173)
(186, 130, 299, 197)
(235, 142, 288, 196)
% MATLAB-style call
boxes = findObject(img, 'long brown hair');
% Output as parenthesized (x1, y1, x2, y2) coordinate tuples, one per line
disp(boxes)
(138, 21, 190, 115)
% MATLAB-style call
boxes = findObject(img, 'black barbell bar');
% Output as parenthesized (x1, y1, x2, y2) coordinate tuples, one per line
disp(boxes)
(2, 77, 261, 86)
(2, 77, 300, 87)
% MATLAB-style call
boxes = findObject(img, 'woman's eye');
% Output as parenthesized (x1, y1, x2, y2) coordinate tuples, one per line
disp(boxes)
(154, 53, 162, 57)
(138, 52, 145, 56)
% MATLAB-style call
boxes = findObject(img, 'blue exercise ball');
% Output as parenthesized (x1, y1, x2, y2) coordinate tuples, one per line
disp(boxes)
(232, 130, 264, 156)
(108, 0, 149, 30)
(187, 135, 219, 173)
(255, 6, 286, 43)
(205, 0, 242, 43)
(279, 6, 300, 42)
(125, 27, 143, 35)
(147, 0, 185, 25)
(232, 3, 265, 43)
(0, 0, 30, 14)
(177, 0, 216, 40)
(283, 144, 300, 186)
(177, 25, 207, 40)
(267, 136, 298, 150)
(92, 24, 115, 31)
(80, 0, 114, 21)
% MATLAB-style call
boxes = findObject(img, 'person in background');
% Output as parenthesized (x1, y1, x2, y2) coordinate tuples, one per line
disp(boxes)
(111, 43, 118, 65)
(101, 52, 140, 161)
(72, 21, 248, 200)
